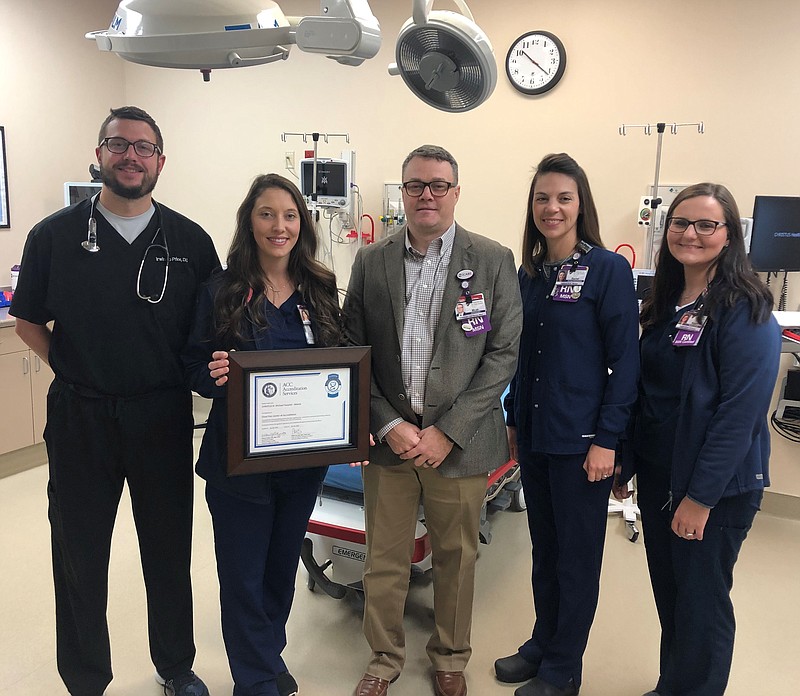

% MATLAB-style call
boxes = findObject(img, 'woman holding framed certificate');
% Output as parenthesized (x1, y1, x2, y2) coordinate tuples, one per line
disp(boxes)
(183, 173, 345, 696)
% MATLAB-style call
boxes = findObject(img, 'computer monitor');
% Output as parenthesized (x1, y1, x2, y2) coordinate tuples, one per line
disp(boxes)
(300, 158, 349, 208)
(749, 196, 800, 272)
(64, 181, 102, 207)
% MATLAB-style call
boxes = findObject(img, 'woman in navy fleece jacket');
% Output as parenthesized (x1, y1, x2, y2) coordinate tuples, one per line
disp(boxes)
(619, 182, 781, 696)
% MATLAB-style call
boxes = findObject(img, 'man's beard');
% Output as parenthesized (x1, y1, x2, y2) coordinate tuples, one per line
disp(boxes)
(100, 164, 158, 200)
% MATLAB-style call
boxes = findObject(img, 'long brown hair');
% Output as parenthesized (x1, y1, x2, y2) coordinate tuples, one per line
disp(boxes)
(212, 173, 343, 346)
(640, 182, 773, 328)
(521, 153, 604, 277)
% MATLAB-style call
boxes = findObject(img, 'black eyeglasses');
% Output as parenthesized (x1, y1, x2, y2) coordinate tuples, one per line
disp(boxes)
(667, 217, 727, 236)
(402, 180, 455, 197)
(101, 137, 161, 158)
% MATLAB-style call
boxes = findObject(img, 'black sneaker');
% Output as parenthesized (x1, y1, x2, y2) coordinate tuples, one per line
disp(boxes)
(277, 671, 299, 696)
(162, 671, 210, 696)
(495, 652, 539, 683)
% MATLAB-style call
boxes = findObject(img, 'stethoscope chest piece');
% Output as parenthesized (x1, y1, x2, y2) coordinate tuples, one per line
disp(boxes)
(82, 195, 168, 303)
(82, 209, 100, 253)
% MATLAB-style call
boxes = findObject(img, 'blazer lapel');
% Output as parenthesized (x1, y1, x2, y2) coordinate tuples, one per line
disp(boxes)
(432, 225, 472, 357)
(382, 231, 407, 347)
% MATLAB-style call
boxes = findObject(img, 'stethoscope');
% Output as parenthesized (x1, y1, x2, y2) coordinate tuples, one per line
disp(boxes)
(82, 195, 170, 304)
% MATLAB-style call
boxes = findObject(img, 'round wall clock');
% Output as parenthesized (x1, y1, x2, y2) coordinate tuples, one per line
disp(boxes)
(505, 31, 567, 95)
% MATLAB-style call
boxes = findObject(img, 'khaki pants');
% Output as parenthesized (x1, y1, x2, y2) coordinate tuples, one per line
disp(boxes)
(361, 460, 487, 680)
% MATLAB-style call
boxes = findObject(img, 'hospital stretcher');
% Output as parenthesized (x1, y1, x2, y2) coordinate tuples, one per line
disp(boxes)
(300, 457, 524, 600)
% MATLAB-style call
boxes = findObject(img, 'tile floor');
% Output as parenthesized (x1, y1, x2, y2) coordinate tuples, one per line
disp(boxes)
(1, 425, 798, 696)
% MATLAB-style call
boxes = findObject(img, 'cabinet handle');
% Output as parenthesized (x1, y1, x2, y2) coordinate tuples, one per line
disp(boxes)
(23, 356, 30, 375)
(34, 354, 41, 372)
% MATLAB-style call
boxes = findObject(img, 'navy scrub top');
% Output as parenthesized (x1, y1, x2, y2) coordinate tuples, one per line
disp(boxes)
(506, 246, 640, 455)
(634, 307, 688, 473)
(183, 277, 326, 502)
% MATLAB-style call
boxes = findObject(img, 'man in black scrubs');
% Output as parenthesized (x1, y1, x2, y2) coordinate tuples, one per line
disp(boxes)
(10, 106, 219, 696)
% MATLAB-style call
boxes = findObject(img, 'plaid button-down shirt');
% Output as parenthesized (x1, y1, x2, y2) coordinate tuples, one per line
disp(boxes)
(374, 224, 456, 441)
(401, 223, 456, 415)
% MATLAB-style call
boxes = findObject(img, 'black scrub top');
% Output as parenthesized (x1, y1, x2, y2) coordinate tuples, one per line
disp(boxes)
(10, 198, 220, 396)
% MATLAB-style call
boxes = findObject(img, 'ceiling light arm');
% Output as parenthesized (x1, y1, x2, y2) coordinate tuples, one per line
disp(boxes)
(288, 0, 380, 66)
(412, 0, 474, 25)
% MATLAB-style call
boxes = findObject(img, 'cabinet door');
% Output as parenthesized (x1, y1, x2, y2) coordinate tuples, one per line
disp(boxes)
(31, 354, 53, 444)
(0, 351, 35, 455)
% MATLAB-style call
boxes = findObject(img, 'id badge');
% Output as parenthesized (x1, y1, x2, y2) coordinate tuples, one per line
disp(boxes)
(552, 265, 588, 303)
(455, 293, 487, 320)
(297, 304, 315, 345)
(461, 315, 492, 336)
(672, 310, 707, 347)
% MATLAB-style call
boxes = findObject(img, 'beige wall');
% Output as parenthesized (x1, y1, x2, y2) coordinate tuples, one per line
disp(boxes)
(2, 0, 799, 493)
(0, 0, 123, 270)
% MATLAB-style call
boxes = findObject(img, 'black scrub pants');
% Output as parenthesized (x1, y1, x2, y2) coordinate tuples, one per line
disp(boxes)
(517, 450, 612, 691)
(638, 466, 760, 696)
(44, 380, 197, 696)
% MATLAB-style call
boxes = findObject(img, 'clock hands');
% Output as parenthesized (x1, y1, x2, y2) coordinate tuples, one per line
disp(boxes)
(520, 49, 550, 75)
(506, 31, 566, 95)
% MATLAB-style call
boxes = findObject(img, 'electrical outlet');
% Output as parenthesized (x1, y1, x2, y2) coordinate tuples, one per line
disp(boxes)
(285, 151, 295, 169)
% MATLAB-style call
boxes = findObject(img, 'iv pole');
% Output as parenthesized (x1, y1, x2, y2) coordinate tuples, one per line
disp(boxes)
(281, 131, 350, 268)
(619, 121, 704, 268)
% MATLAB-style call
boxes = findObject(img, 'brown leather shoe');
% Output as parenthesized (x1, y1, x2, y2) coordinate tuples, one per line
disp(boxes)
(433, 671, 467, 696)
(354, 674, 390, 696)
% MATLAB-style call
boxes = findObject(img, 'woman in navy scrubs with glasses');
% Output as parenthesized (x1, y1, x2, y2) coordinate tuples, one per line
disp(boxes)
(183, 174, 345, 696)
(617, 183, 780, 696)
(495, 153, 640, 696)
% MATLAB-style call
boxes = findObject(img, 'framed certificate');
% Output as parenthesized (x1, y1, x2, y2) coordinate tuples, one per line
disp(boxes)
(226, 346, 371, 475)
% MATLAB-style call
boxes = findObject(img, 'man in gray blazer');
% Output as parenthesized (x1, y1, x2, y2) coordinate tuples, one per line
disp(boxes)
(344, 145, 522, 696)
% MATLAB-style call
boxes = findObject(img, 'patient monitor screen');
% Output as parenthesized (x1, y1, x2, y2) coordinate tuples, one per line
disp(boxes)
(749, 195, 800, 272)
(300, 159, 348, 202)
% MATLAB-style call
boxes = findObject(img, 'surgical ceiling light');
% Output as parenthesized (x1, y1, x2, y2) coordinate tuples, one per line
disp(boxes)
(86, 0, 381, 79)
(86, 0, 495, 111)
(390, 0, 496, 113)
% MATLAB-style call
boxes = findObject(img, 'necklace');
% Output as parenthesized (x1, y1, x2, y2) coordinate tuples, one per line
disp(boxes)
(542, 247, 578, 279)
(264, 277, 294, 301)
(679, 287, 705, 305)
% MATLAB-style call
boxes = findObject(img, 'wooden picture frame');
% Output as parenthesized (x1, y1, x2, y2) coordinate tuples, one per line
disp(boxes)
(226, 346, 371, 475)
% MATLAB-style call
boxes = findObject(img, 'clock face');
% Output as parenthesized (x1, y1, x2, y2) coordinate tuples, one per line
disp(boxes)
(505, 31, 567, 95)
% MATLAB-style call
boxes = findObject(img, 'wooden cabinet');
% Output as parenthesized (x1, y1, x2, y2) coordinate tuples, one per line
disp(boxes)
(30, 353, 52, 442)
(0, 325, 53, 455)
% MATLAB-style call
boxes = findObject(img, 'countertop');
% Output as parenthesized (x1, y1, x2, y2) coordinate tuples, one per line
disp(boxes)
(0, 307, 14, 328)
